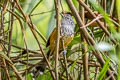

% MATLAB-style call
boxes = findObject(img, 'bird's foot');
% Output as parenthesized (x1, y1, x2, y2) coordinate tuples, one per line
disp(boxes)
(62, 50, 67, 55)
(39, 72, 43, 75)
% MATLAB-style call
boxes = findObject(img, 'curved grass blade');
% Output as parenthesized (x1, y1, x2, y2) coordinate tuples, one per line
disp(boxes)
(30, 0, 43, 14)
(97, 58, 110, 80)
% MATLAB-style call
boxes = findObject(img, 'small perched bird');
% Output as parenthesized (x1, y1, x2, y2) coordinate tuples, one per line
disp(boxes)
(32, 12, 75, 78)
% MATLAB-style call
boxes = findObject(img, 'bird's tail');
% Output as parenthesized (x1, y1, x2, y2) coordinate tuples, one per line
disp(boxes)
(32, 50, 51, 78)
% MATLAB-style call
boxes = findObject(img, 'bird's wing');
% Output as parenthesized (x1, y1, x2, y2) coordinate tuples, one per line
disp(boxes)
(46, 28, 57, 47)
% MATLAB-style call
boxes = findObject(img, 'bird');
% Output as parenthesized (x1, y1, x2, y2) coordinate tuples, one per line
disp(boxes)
(32, 12, 75, 78)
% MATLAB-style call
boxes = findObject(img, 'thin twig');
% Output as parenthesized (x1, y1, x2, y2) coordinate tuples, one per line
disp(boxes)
(80, 0, 89, 79)
(110, 0, 115, 16)
(9, 63, 23, 80)
(80, 15, 103, 29)
(30, 9, 55, 16)
(8, 0, 15, 57)
(62, 48, 69, 80)
(0, 39, 42, 55)
(77, 0, 116, 44)
(2, 58, 10, 80)
(66, 0, 115, 80)
(28, 16, 55, 79)
(54, 0, 60, 80)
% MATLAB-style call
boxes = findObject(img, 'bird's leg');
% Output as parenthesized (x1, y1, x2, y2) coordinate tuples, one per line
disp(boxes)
(61, 38, 69, 79)
(61, 38, 67, 55)
(63, 49, 67, 55)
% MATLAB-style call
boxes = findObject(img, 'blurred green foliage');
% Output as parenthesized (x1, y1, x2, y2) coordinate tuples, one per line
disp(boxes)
(0, 0, 120, 80)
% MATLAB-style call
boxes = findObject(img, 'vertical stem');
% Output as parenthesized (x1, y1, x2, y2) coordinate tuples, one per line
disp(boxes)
(80, 0, 89, 80)
(0, 0, 9, 36)
(2, 58, 10, 80)
(8, 0, 14, 57)
(78, 0, 116, 44)
(82, 38, 89, 80)
(28, 18, 55, 79)
(66, 0, 115, 79)
(62, 40, 69, 80)
(9, 63, 23, 80)
(110, 0, 115, 16)
(94, 67, 99, 80)
(103, 0, 106, 12)
(78, 66, 82, 80)
(116, 45, 120, 80)
(54, 0, 60, 80)
(0, 69, 1, 80)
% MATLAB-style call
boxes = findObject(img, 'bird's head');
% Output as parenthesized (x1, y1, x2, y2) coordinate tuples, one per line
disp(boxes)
(60, 12, 75, 28)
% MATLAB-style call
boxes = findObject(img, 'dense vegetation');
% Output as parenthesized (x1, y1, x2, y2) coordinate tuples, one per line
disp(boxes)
(0, 0, 120, 80)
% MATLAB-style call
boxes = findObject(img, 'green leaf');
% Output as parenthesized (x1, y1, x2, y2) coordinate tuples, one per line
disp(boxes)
(116, 0, 120, 21)
(24, 0, 38, 13)
(70, 60, 77, 73)
(72, 0, 79, 9)
(116, 44, 120, 80)
(113, 33, 120, 41)
(46, 10, 56, 39)
(30, 0, 43, 14)
(36, 72, 52, 80)
(89, 0, 116, 33)
(97, 58, 110, 80)
(27, 74, 33, 80)
(94, 30, 104, 38)
(68, 35, 81, 48)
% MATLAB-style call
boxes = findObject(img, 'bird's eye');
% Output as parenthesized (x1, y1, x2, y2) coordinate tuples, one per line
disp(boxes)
(66, 17, 69, 19)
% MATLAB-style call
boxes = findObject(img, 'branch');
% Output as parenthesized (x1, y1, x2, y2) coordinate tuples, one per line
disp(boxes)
(66, 0, 115, 80)
(54, 0, 60, 80)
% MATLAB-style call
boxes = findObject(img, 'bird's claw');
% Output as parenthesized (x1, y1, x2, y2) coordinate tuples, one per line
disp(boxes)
(62, 50, 67, 55)
(39, 72, 43, 75)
